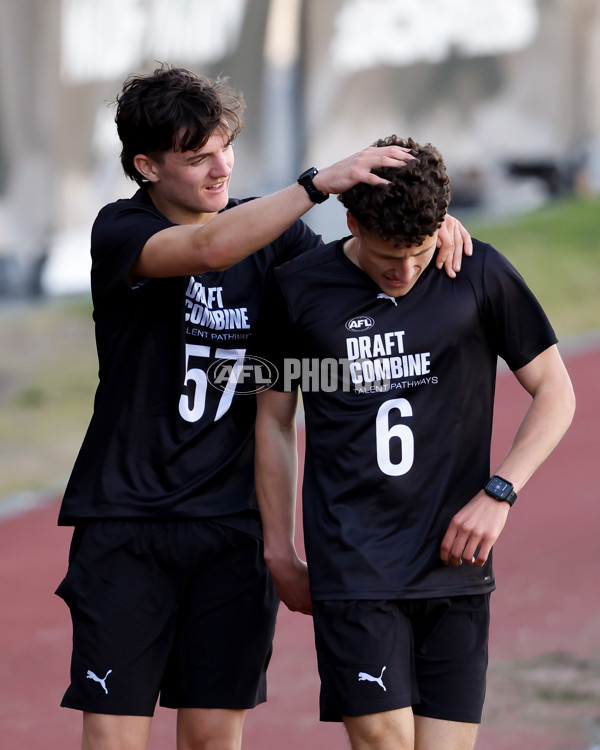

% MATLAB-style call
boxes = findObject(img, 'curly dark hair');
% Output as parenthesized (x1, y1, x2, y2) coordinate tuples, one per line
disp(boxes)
(115, 64, 245, 186)
(339, 135, 450, 247)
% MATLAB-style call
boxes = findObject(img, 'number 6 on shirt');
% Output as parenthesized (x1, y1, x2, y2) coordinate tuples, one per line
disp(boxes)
(376, 398, 414, 476)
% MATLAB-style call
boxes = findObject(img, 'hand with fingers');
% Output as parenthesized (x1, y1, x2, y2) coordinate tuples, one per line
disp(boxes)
(440, 491, 511, 567)
(313, 145, 416, 197)
(268, 554, 313, 615)
(435, 214, 473, 277)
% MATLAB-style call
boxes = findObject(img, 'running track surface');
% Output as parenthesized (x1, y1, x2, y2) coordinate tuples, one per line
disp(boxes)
(1, 344, 598, 750)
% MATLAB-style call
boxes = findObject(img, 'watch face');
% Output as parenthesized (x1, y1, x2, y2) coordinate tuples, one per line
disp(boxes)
(298, 167, 318, 182)
(488, 476, 511, 499)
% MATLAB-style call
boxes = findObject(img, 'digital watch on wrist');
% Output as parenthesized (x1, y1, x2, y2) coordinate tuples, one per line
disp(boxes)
(297, 167, 329, 204)
(484, 475, 517, 506)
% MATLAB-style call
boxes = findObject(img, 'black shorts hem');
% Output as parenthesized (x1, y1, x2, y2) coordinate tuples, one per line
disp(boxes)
(320, 701, 482, 725)
(159, 697, 267, 711)
(60, 697, 155, 717)
(413, 703, 483, 725)
(320, 693, 413, 723)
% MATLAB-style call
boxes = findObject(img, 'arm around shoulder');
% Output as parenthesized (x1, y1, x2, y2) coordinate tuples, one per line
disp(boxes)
(132, 184, 316, 278)
(132, 144, 417, 278)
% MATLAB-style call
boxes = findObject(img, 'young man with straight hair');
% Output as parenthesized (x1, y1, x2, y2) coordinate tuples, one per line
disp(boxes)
(55, 67, 470, 750)
(254, 136, 575, 750)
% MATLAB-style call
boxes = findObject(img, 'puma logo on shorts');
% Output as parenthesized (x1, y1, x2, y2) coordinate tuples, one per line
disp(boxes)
(86, 669, 112, 695)
(358, 665, 387, 691)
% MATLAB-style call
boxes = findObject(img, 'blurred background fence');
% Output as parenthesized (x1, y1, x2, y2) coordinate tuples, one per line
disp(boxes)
(1, 0, 600, 297)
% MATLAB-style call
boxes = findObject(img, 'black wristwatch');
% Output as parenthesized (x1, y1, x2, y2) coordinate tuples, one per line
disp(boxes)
(297, 167, 329, 204)
(484, 475, 517, 506)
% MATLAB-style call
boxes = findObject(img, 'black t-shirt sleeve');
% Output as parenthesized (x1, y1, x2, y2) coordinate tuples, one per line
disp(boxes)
(91, 198, 169, 300)
(480, 243, 557, 370)
(274, 218, 322, 264)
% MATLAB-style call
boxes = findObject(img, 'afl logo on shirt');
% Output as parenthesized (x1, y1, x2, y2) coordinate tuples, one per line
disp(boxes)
(207, 354, 278, 395)
(345, 315, 375, 332)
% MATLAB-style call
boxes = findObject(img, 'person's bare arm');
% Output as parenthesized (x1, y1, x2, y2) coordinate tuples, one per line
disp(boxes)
(255, 388, 312, 615)
(133, 145, 415, 279)
(441, 344, 576, 567)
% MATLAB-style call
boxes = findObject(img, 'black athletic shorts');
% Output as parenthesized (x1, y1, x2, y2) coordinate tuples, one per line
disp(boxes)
(313, 594, 490, 724)
(55, 519, 278, 716)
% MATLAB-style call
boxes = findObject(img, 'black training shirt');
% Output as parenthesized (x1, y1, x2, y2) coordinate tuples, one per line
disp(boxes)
(58, 189, 320, 526)
(255, 237, 557, 599)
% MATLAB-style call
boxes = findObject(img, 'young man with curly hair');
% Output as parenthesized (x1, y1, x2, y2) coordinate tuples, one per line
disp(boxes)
(254, 136, 575, 749)
(55, 66, 472, 750)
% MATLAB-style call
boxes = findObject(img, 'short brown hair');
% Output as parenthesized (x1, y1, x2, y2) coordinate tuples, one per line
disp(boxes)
(339, 135, 450, 247)
(115, 64, 245, 186)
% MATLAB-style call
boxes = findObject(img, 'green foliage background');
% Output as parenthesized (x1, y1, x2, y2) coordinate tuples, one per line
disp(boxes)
(468, 196, 600, 338)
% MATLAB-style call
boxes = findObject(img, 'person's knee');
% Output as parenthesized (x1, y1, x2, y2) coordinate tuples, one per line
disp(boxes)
(82, 712, 152, 750)
(414, 715, 479, 750)
(179, 739, 241, 750)
(344, 708, 414, 750)
(176, 708, 245, 750)
(193, 742, 242, 750)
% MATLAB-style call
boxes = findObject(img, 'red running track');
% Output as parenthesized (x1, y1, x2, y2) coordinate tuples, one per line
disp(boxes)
(1, 344, 598, 749)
